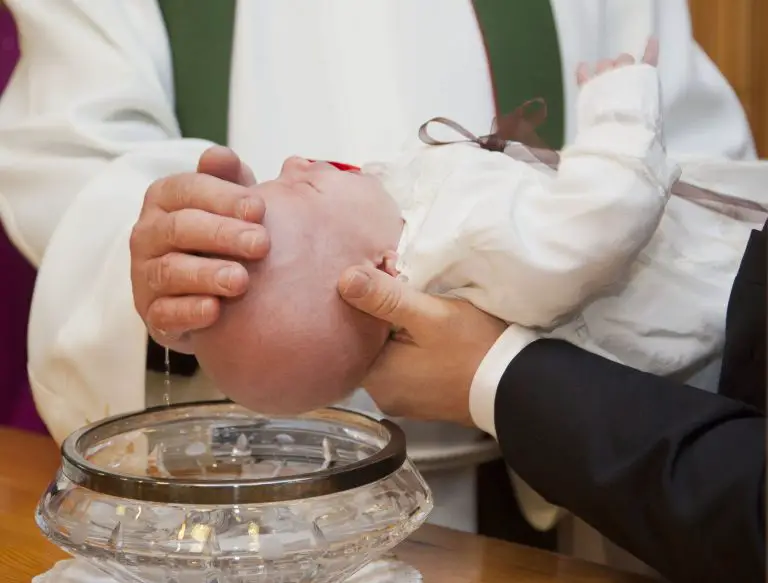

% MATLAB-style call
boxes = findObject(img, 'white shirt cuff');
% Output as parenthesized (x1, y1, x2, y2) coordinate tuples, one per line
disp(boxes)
(469, 324, 539, 438)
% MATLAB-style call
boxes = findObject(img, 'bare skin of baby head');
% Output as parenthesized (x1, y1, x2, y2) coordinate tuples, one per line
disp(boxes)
(190, 156, 404, 414)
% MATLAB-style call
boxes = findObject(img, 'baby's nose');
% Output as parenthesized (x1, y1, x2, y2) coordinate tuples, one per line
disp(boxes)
(279, 156, 312, 179)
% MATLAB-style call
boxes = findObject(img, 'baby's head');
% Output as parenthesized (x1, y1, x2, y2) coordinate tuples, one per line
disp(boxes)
(190, 157, 403, 414)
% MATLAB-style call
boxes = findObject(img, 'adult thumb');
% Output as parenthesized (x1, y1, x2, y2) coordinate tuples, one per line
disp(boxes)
(198, 146, 258, 186)
(338, 265, 446, 334)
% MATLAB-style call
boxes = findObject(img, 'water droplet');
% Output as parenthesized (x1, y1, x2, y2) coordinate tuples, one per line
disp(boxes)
(231, 434, 251, 456)
(163, 346, 172, 406)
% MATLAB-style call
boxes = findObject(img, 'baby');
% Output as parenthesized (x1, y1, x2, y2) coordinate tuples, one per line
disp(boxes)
(191, 155, 403, 413)
(190, 59, 765, 414)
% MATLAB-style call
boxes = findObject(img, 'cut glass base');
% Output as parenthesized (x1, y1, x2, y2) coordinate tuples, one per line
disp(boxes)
(36, 404, 433, 583)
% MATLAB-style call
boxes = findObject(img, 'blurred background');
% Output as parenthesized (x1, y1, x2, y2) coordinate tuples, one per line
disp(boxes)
(690, 0, 767, 156)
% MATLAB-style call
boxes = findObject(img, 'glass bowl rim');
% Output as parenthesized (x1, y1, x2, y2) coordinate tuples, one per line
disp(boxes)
(59, 401, 407, 505)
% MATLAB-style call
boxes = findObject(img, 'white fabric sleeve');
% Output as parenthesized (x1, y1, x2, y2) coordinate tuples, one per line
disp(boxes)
(468, 325, 538, 438)
(0, 0, 215, 443)
(450, 64, 680, 328)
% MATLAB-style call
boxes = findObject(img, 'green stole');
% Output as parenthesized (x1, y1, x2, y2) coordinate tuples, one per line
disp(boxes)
(157, 0, 564, 148)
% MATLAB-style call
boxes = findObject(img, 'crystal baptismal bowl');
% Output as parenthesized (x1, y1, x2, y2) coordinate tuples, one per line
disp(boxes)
(36, 402, 433, 582)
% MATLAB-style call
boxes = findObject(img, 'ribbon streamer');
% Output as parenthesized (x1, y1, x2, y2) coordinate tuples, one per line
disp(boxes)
(418, 101, 768, 216)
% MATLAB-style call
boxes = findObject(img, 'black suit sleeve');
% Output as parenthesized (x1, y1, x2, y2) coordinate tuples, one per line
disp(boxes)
(496, 339, 765, 583)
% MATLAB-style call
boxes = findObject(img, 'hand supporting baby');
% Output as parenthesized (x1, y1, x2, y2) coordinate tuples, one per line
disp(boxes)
(338, 265, 507, 426)
(130, 147, 270, 354)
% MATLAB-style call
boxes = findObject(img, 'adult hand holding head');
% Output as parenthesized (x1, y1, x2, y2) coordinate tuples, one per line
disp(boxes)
(338, 265, 506, 426)
(130, 146, 269, 353)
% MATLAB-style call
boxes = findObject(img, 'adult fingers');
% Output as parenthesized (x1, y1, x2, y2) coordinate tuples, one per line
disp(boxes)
(145, 295, 220, 338)
(143, 252, 249, 298)
(144, 172, 265, 222)
(642, 37, 660, 66)
(338, 265, 451, 337)
(360, 343, 420, 417)
(131, 209, 270, 259)
(197, 146, 258, 187)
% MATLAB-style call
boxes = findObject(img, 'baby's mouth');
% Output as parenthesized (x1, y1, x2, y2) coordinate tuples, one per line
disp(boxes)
(307, 159, 361, 172)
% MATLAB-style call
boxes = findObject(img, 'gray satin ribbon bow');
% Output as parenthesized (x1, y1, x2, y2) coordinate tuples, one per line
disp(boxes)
(418, 100, 768, 216)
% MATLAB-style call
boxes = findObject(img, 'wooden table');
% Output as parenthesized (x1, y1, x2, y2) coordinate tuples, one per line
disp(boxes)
(0, 427, 651, 582)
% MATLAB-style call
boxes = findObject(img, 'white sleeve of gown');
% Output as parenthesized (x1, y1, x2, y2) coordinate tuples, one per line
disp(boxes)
(448, 64, 680, 328)
(0, 0, 215, 443)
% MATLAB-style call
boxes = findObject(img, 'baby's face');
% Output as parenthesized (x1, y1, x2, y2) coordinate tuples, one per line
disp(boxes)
(255, 156, 400, 233)
(190, 157, 403, 415)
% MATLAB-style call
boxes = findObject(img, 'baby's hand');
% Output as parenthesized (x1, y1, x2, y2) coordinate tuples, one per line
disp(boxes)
(576, 37, 659, 86)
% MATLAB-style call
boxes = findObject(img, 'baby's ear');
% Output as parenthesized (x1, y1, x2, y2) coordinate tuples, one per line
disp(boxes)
(377, 250, 400, 278)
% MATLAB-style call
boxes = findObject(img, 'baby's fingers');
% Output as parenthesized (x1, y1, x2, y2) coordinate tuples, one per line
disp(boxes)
(642, 37, 660, 66)
(595, 59, 614, 76)
(576, 62, 591, 86)
(614, 53, 635, 68)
